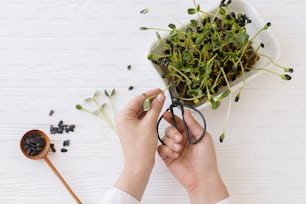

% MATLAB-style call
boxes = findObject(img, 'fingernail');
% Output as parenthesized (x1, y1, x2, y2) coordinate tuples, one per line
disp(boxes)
(175, 134, 182, 142)
(157, 93, 165, 103)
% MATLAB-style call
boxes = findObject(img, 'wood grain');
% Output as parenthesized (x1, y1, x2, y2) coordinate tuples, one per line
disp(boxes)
(0, 0, 306, 203)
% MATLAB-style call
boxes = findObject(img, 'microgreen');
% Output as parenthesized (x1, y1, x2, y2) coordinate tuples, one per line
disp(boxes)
(141, 0, 293, 142)
(142, 93, 151, 111)
(142, 85, 171, 111)
(76, 89, 117, 132)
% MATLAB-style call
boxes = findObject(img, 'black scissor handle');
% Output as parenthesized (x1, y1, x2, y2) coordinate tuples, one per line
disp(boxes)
(156, 102, 207, 145)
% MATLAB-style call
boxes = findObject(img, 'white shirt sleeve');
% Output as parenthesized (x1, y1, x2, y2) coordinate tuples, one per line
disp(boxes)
(101, 187, 140, 204)
(101, 186, 233, 204)
(216, 197, 233, 204)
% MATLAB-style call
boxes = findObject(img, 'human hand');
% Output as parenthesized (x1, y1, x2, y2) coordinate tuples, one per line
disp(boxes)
(114, 89, 165, 200)
(158, 110, 229, 204)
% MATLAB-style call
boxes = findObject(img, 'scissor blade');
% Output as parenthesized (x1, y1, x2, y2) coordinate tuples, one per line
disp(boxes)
(168, 80, 180, 103)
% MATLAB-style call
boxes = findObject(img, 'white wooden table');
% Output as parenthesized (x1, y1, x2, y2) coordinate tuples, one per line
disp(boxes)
(1, 0, 306, 203)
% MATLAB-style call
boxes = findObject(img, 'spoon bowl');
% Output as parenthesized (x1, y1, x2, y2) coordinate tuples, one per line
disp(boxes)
(20, 129, 50, 160)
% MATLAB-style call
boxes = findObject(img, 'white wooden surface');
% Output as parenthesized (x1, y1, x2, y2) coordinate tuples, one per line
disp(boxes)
(1, 0, 306, 203)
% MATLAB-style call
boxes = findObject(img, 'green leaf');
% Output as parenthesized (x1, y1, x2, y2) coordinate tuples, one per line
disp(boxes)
(156, 32, 161, 41)
(76, 104, 83, 110)
(94, 90, 99, 98)
(218, 7, 226, 15)
(203, 65, 212, 78)
(196, 4, 200, 12)
(190, 19, 197, 27)
(182, 50, 193, 62)
(219, 132, 225, 143)
(220, 89, 231, 99)
(140, 8, 150, 14)
(111, 89, 116, 97)
(140, 27, 149, 30)
(195, 35, 205, 45)
(147, 54, 154, 60)
(104, 90, 109, 97)
(187, 8, 197, 15)
(168, 23, 176, 29)
(193, 96, 200, 104)
(236, 33, 248, 45)
(170, 30, 178, 38)
(143, 98, 151, 111)
(210, 98, 221, 110)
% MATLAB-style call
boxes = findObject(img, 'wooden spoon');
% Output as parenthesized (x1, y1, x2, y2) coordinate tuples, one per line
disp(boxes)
(20, 129, 82, 204)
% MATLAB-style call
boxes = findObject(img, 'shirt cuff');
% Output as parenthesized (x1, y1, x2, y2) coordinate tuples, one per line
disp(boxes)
(101, 187, 140, 204)
(216, 197, 233, 204)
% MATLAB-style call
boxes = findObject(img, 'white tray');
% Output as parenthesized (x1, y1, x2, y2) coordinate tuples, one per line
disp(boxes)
(148, 0, 280, 110)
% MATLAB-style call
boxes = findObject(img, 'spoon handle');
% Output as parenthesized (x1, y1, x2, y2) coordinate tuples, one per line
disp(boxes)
(44, 157, 82, 204)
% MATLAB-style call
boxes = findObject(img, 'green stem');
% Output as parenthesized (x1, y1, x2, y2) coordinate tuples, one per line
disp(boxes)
(142, 27, 171, 32)
(236, 61, 246, 98)
(147, 83, 172, 100)
(250, 27, 266, 42)
(220, 68, 232, 142)
(97, 111, 116, 132)
(258, 53, 292, 72)
(246, 67, 283, 78)
(93, 97, 100, 108)
(211, 71, 222, 90)
(168, 65, 192, 84)
(109, 97, 117, 131)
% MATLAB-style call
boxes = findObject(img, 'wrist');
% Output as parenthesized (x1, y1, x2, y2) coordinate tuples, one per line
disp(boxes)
(188, 171, 229, 204)
(124, 156, 155, 175)
(114, 160, 154, 201)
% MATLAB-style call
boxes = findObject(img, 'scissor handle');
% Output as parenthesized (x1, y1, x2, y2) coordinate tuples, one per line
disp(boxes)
(156, 102, 207, 145)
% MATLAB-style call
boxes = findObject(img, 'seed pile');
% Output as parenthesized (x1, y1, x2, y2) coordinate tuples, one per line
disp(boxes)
(49, 110, 75, 153)
(23, 133, 46, 156)
(50, 120, 75, 134)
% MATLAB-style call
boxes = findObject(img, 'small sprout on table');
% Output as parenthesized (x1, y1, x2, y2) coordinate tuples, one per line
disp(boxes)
(75, 89, 117, 132)
(140, 8, 150, 14)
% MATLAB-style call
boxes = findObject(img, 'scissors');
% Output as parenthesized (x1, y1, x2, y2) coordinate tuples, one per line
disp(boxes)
(156, 83, 207, 145)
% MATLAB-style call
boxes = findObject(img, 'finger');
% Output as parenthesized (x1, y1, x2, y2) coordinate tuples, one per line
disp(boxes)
(144, 92, 165, 121)
(163, 111, 185, 132)
(125, 89, 162, 117)
(158, 145, 179, 161)
(162, 135, 183, 152)
(184, 109, 205, 138)
(165, 126, 184, 143)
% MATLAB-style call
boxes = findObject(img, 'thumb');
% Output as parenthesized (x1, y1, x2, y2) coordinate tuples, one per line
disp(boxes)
(184, 109, 204, 138)
(145, 93, 165, 122)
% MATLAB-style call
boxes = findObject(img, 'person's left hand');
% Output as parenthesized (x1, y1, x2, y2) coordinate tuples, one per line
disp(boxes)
(115, 89, 165, 201)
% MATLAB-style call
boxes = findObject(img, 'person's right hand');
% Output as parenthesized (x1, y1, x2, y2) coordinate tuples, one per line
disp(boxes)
(157, 110, 229, 204)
